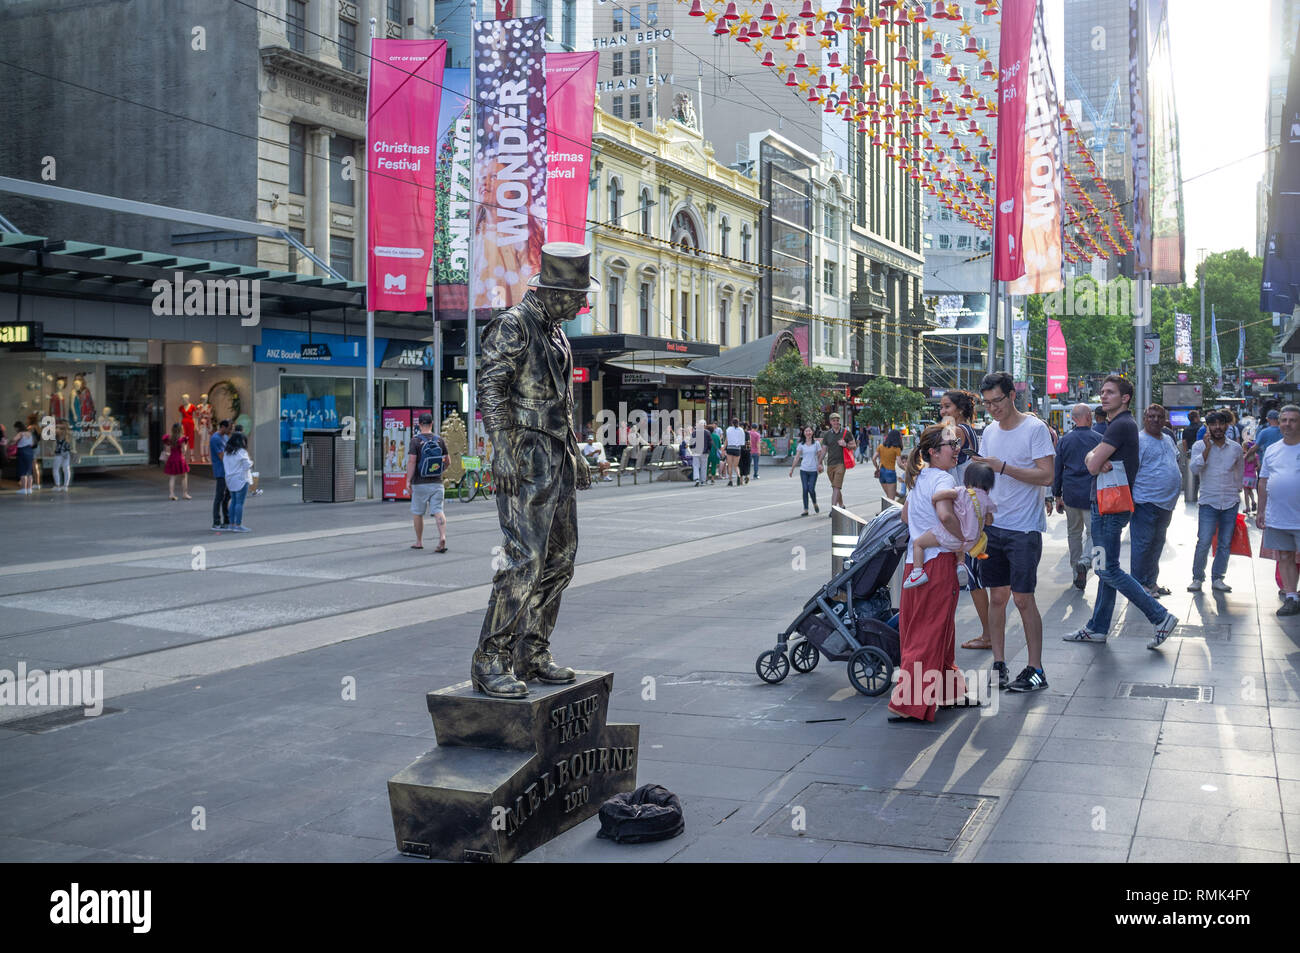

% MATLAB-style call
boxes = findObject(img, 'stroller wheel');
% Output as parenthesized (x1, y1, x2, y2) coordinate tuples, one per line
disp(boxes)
(790, 640, 820, 673)
(755, 649, 790, 684)
(848, 646, 893, 696)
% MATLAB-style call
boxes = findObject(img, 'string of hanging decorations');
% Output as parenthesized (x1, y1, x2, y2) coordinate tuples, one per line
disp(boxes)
(679, 0, 1132, 267)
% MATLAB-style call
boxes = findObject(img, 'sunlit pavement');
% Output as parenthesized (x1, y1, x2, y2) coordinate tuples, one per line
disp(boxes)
(0, 463, 1296, 862)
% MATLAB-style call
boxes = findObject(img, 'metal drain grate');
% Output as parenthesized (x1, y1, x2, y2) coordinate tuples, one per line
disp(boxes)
(0, 706, 123, 733)
(755, 782, 995, 852)
(1116, 683, 1214, 702)
(1169, 624, 1232, 641)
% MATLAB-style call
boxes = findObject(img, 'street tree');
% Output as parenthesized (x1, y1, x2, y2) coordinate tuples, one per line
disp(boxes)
(753, 351, 839, 433)
(855, 377, 926, 432)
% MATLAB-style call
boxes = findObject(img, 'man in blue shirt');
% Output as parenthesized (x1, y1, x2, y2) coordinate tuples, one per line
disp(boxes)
(1052, 403, 1102, 589)
(210, 418, 231, 531)
(1092, 408, 1108, 435)
(1130, 404, 1183, 596)
(1255, 409, 1283, 457)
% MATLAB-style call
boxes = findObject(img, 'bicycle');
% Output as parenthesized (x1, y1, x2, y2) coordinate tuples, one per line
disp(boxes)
(458, 456, 493, 503)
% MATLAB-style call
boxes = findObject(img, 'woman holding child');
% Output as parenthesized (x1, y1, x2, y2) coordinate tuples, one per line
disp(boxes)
(888, 424, 981, 723)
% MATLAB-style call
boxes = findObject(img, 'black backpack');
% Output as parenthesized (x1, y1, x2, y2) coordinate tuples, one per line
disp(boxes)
(596, 784, 685, 844)
(416, 433, 446, 479)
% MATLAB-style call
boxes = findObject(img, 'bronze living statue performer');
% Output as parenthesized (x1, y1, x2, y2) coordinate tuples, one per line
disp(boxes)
(471, 242, 596, 699)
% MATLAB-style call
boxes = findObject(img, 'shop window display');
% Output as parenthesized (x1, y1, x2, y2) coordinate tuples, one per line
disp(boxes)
(0, 358, 153, 467)
(278, 374, 407, 478)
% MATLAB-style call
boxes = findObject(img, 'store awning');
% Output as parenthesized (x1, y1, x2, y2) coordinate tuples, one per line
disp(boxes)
(686, 329, 801, 380)
(0, 231, 429, 332)
(569, 333, 720, 363)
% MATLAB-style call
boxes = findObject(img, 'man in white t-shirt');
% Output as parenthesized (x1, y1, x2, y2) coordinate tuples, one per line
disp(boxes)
(577, 434, 614, 482)
(1257, 404, 1300, 616)
(972, 372, 1056, 693)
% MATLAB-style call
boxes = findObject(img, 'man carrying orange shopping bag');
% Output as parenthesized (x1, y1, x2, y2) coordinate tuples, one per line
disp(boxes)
(1063, 376, 1180, 650)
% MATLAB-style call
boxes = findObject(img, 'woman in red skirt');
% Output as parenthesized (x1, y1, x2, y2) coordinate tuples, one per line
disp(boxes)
(889, 424, 967, 723)
(163, 422, 191, 500)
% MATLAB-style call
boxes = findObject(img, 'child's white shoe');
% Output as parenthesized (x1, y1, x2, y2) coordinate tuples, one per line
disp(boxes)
(903, 567, 929, 589)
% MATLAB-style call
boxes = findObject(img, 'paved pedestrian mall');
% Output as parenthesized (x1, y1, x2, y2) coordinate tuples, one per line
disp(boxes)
(1, 463, 1297, 862)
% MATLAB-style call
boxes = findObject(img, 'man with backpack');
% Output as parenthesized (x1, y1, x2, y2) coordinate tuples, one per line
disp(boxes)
(406, 412, 448, 552)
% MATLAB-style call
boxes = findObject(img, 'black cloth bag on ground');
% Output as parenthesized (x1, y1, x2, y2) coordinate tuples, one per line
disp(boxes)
(596, 784, 685, 844)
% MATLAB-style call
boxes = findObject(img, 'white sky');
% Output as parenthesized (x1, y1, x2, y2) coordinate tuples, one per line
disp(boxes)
(1169, 0, 1269, 276)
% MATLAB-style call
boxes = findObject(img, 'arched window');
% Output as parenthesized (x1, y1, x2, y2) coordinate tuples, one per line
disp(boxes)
(640, 188, 652, 234)
(720, 216, 730, 258)
(741, 224, 752, 262)
(671, 210, 700, 253)
(607, 176, 623, 223)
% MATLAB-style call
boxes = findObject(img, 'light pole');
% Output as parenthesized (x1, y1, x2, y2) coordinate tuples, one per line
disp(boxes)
(1198, 247, 1207, 365)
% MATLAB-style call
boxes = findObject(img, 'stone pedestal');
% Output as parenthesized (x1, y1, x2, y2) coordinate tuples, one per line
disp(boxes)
(387, 671, 639, 863)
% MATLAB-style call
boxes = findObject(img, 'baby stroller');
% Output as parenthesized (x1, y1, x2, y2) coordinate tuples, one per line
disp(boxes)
(756, 506, 907, 696)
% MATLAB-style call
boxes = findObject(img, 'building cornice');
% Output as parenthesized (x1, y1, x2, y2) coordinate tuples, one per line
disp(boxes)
(260, 46, 367, 100)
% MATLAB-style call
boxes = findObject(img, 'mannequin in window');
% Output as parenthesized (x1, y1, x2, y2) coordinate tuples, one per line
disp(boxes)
(49, 376, 67, 420)
(195, 394, 212, 464)
(179, 395, 197, 462)
(89, 406, 124, 455)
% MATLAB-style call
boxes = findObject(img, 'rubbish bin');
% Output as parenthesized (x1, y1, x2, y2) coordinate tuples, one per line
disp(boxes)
(301, 428, 356, 502)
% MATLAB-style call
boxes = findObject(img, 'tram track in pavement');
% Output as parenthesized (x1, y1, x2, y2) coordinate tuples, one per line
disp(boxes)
(0, 493, 820, 651)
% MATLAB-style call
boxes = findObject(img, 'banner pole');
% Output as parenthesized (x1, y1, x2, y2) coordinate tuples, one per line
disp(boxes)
(365, 17, 377, 500)
(467, 0, 479, 456)
(986, 276, 999, 375)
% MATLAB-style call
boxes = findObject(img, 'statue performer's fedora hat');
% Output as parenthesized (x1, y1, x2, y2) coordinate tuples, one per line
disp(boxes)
(527, 241, 601, 293)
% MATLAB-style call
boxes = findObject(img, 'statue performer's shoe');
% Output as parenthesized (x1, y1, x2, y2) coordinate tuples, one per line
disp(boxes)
(470, 652, 528, 699)
(516, 652, 577, 684)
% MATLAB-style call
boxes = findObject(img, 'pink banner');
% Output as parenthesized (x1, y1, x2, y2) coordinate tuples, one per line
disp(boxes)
(993, 0, 1034, 282)
(366, 39, 447, 313)
(1047, 318, 1068, 394)
(545, 52, 600, 245)
(1008, 2, 1064, 295)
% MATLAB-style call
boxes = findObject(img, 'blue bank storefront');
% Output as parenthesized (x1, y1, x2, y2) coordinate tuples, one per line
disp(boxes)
(252, 328, 429, 479)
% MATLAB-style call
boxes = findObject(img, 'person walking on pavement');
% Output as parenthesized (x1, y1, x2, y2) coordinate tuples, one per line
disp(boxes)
(210, 419, 232, 530)
(1130, 404, 1182, 596)
(406, 412, 448, 552)
(163, 422, 191, 500)
(1064, 376, 1181, 649)
(820, 411, 856, 511)
(725, 418, 747, 487)
(1257, 405, 1300, 616)
(708, 423, 721, 484)
(51, 421, 74, 492)
(749, 422, 762, 480)
(1242, 433, 1260, 514)
(11, 420, 36, 495)
(888, 424, 968, 722)
(221, 431, 254, 532)
(692, 418, 710, 486)
(971, 372, 1057, 692)
(790, 425, 823, 515)
(1255, 409, 1283, 457)
(873, 429, 904, 502)
(1052, 403, 1102, 590)
(1187, 410, 1245, 593)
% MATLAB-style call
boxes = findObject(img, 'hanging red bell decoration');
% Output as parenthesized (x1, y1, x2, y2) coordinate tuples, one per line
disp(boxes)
(760, 1, 778, 20)
(688, 0, 704, 15)
(722, 2, 739, 21)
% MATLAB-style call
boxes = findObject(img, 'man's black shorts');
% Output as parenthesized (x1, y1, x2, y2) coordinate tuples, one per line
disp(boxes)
(981, 526, 1043, 594)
